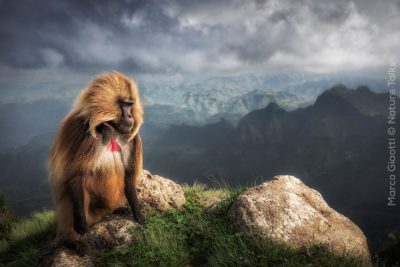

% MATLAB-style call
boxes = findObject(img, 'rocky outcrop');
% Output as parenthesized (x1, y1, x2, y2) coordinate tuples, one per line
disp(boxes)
(38, 170, 184, 267)
(38, 172, 372, 266)
(138, 170, 185, 212)
(39, 215, 136, 267)
(229, 175, 371, 263)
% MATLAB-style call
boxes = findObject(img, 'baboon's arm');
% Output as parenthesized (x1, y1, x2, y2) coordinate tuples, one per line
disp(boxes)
(124, 134, 144, 224)
(67, 176, 88, 234)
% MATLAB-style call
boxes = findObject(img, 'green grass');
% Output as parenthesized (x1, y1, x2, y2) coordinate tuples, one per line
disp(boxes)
(0, 195, 19, 239)
(0, 210, 54, 267)
(95, 184, 365, 267)
(0, 186, 368, 267)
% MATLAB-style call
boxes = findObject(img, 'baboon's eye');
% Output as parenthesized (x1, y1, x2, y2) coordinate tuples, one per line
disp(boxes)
(119, 99, 134, 107)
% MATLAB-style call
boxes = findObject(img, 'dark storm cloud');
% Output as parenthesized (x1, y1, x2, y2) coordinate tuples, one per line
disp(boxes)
(0, 0, 165, 70)
(0, 0, 398, 75)
(311, 1, 351, 23)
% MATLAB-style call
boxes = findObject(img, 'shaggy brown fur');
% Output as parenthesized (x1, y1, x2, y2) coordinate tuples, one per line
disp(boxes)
(48, 72, 144, 244)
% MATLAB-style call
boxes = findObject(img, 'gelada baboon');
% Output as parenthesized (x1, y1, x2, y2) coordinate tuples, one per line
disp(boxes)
(48, 72, 144, 247)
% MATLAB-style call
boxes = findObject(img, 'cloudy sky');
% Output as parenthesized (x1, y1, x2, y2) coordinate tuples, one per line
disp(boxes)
(0, 0, 399, 85)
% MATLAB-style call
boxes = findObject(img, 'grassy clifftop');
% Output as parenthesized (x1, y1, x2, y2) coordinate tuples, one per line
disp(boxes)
(0, 186, 368, 266)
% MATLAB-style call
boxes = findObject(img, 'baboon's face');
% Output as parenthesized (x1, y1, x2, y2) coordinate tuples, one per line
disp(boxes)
(104, 98, 134, 134)
(77, 72, 143, 139)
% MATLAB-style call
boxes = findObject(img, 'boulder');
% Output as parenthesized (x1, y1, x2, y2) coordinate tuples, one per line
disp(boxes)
(229, 175, 371, 262)
(38, 170, 185, 266)
(39, 215, 137, 267)
(138, 170, 185, 211)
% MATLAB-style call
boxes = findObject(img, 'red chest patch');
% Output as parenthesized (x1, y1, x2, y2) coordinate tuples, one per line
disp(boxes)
(107, 138, 121, 152)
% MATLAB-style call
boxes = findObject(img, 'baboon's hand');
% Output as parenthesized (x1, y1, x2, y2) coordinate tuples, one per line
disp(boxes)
(73, 216, 88, 235)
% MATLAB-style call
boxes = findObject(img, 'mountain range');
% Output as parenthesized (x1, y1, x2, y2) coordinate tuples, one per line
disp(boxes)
(145, 85, 399, 251)
(143, 71, 387, 126)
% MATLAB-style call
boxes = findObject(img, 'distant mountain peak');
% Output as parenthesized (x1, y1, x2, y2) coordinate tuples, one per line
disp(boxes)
(314, 84, 389, 117)
(324, 84, 373, 98)
(310, 87, 362, 118)
(264, 102, 284, 112)
(315, 84, 352, 105)
(328, 84, 350, 95)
